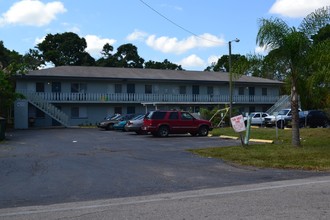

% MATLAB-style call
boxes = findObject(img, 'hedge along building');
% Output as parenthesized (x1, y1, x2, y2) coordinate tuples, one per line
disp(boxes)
(14, 66, 284, 129)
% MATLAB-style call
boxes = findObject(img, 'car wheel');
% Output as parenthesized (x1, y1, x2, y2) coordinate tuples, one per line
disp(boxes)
(107, 123, 114, 130)
(198, 126, 209, 136)
(323, 120, 329, 128)
(158, 126, 169, 137)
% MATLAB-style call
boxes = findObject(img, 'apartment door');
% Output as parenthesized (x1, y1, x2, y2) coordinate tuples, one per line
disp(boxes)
(249, 87, 255, 102)
(192, 85, 199, 102)
(52, 82, 61, 100)
(127, 84, 135, 101)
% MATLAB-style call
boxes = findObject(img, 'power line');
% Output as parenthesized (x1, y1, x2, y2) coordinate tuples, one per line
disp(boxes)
(138, 0, 222, 45)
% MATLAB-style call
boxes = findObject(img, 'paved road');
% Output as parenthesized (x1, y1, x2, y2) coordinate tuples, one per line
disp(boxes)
(0, 128, 328, 209)
(1, 176, 329, 220)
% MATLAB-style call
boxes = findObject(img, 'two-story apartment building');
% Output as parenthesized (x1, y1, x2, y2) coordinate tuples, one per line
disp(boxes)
(14, 66, 283, 129)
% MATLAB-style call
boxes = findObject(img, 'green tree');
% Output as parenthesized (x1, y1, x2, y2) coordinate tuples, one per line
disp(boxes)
(113, 43, 144, 68)
(305, 24, 330, 109)
(22, 49, 45, 70)
(95, 43, 118, 67)
(256, 7, 330, 147)
(204, 54, 247, 75)
(144, 59, 183, 70)
(37, 32, 95, 66)
(0, 65, 25, 122)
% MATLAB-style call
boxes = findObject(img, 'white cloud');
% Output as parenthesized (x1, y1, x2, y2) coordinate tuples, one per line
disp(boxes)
(126, 30, 148, 41)
(179, 54, 205, 68)
(34, 36, 45, 45)
(255, 45, 269, 54)
(0, 0, 66, 26)
(61, 22, 81, 33)
(160, 4, 183, 11)
(269, 0, 330, 18)
(146, 33, 225, 54)
(85, 35, 117, 58)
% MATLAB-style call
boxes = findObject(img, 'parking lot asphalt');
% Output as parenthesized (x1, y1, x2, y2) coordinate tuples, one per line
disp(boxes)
(0, 128, 328, 208)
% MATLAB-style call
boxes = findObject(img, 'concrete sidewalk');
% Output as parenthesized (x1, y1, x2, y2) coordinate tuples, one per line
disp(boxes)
(1, 176, 330, 220)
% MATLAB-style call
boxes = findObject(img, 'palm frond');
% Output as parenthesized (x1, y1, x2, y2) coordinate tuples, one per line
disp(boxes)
(256, 17, 290, 50)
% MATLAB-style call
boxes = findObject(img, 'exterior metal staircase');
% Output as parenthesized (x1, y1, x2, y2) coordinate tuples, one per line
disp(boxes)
(266, 95, 291, 115)
(24, 92, 69, 127)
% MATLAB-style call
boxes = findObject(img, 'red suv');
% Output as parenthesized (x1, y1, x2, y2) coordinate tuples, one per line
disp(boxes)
(142, 110, 212, 137)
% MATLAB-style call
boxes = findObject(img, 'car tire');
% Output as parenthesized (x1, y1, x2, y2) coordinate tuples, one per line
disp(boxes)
(157, 126, 169, 137)
(107, 123, 114, 130)
(198, 126, 209, 136)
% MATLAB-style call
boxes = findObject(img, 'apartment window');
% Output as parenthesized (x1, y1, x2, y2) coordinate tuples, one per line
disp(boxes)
(71, 83, 87, 93)
(262, 88, 268, 96)
(36, 82, 44, 92)
(207, 86, 214, 95)
(71, 107, 87, 118)
(238, 87, 245, 95)
(179, 86, 186, 94)
(115, 84, 122, 93)
(145, 85, 152, 94)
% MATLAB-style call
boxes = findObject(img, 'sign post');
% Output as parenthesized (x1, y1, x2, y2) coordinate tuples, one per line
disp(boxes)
(230, 115, 246, 147)
(274, 112, 278, 142)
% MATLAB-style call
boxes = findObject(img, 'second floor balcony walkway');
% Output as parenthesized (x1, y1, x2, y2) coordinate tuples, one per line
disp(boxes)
(19, 91, 281, 105)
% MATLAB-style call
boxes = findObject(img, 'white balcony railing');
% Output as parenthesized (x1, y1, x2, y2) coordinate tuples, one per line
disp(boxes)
(19, 91, 280, 104)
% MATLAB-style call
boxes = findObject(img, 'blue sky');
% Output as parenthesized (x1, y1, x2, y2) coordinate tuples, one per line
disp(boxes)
(1, 0, 329, 70)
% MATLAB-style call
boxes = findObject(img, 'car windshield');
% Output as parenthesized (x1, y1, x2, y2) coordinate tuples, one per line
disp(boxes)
(278, 109, 290, 115)
(132, 114, 144, 120)
(105, 114, 120, 120)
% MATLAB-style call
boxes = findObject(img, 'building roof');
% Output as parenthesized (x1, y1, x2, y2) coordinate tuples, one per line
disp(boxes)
(22, 66, 283, 85)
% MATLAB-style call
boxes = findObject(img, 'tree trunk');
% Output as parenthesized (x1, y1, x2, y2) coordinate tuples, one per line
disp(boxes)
(291, 80, 301, 147)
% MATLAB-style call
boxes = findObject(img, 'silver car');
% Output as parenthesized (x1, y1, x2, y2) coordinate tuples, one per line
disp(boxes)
(244, 112, 269, 126)
(124, 114, 146, 134)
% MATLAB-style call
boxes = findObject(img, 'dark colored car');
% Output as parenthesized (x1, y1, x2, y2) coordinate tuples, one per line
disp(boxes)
(97, 114, 135, 130)
(285, 110, 329, 128)
(302, 110, 329, 128)
(141, 110, 213, 137)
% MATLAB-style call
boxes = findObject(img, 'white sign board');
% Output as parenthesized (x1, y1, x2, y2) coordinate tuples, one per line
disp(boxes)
(230, 115, 246, 133)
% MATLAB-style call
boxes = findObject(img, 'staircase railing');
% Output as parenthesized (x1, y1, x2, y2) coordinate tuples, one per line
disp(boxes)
(266, 95, 291, 115)
(24, 92, 69, 127)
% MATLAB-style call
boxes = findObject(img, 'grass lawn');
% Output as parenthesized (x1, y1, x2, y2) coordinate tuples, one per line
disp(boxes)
(189, 127, 330, 171)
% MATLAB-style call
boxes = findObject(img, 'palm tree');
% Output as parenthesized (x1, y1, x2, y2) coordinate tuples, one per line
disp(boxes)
(256, 7, 330, 147)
